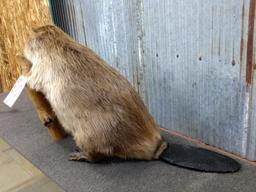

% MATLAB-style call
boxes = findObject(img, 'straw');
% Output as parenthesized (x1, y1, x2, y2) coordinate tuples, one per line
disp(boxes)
(0, 0, 52, 92)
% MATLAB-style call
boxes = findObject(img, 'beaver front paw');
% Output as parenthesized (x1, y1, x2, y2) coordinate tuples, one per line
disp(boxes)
(38, 111, 56, 127)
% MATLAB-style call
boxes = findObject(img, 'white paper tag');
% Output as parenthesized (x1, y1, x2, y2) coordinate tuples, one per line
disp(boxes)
(3, 76, 27, 108)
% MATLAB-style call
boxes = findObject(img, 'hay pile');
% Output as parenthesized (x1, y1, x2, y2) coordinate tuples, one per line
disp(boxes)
(0, 0, 52, 92)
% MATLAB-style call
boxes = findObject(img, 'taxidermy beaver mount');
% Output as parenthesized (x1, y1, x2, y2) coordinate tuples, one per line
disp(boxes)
(16, 25, 240, 173)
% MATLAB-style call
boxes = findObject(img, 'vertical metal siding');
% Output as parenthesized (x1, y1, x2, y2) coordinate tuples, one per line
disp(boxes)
(246, 0, 256, 160)
(50, 0, 256, 160)
(142, 0, 252, 157)
(78, 0, 138, 87)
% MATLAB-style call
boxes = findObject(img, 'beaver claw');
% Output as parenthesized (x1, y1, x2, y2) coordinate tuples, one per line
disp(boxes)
(38, 111, 56, 127)
(69, 152, 88, 161)
(43, 116, 54, 127)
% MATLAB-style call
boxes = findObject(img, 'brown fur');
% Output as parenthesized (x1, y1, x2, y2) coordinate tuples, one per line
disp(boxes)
(21, 25, 167, 162)
(26, 88, 66, 140)
(16, 55, 66, 140)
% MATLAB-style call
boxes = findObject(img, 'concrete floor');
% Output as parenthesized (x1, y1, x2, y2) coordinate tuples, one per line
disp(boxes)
(0, 138, 63, 192)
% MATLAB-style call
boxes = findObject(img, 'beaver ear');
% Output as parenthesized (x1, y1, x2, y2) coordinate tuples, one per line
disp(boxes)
(32, 25, 55, 33)
(31, 26, 38, 33)
(16, 55, 33, 76)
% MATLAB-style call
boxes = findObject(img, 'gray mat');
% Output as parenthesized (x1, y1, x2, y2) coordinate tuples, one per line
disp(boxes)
(0, 91, 256, 192)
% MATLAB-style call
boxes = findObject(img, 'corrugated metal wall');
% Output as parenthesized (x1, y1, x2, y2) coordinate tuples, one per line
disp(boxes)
(50, 0, 256, 160)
